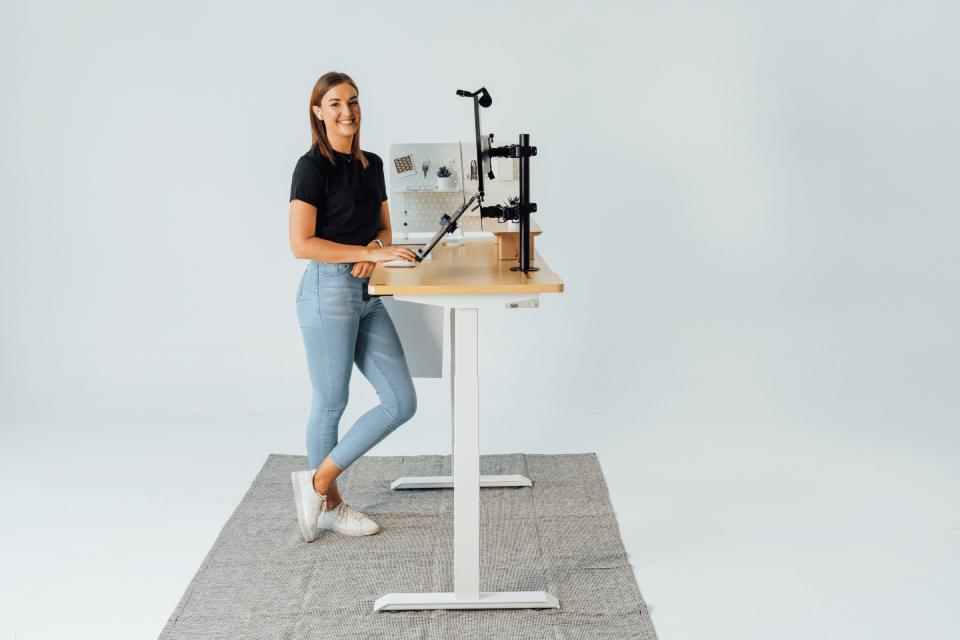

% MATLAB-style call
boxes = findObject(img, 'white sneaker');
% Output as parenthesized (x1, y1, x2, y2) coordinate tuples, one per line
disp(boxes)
(317, 502, 381, 536)
(291, 468, 327, 543)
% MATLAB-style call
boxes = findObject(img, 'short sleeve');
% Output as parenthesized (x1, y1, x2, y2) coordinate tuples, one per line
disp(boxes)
(378, 155, 388, 202)
(290, 156, 325, 210)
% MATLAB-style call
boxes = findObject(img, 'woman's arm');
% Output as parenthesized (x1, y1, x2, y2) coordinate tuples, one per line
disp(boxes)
(371, 199, 393, 247)
(289, 199, 370, 262)
(352, 200, 399, 277)
(289, 199, 415, 265)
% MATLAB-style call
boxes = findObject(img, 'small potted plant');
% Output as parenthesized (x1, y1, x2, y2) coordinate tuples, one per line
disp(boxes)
(436, 165, 457, 191)
(506, 195, 521, 228)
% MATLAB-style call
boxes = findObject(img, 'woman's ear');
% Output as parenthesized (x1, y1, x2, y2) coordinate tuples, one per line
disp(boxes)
(313, 106, 321, 120)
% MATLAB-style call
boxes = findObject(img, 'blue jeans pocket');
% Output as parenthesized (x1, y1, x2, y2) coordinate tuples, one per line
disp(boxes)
(321, 262, 353, 277)
(298, 265, 321, 301)
(296, 270, 306, 300)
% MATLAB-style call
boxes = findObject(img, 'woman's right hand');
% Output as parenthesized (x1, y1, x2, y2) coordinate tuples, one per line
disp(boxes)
(367, 245, 419, 263)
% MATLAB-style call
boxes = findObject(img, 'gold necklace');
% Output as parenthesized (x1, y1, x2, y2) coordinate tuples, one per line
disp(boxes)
(335, 149, 352, 162)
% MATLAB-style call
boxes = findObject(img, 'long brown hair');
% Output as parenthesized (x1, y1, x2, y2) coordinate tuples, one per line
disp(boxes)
(309, 72, 368, 168)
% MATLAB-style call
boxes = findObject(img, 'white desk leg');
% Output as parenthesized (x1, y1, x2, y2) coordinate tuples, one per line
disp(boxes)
(390, 305, 532, 490)
(452, 308, 480, 600)
(450, 305, 457, 478)
(375, 307, 558, 612)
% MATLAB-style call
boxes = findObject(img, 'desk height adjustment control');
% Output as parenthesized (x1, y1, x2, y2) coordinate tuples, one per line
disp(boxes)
(506, 298, 540, 309)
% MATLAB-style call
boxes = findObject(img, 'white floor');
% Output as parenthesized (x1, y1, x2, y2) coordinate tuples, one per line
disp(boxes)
(1, 411, 957, 639)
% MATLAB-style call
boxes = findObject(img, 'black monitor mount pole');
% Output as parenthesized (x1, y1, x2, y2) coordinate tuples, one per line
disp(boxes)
(455, 87, 539, 272)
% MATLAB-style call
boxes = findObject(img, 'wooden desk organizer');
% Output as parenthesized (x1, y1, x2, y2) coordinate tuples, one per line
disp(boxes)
(489, 217, 543, 261)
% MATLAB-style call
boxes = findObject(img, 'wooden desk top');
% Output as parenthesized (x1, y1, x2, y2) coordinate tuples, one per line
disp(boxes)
(368, 237, 564, 296)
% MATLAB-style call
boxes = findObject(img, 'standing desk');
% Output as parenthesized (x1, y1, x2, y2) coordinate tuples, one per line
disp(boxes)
(369, 236, 564, 612)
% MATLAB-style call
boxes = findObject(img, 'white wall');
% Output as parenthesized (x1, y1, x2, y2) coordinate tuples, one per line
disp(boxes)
(2, 0, 958, 419)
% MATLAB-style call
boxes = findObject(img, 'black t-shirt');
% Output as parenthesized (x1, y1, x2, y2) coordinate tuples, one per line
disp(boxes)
(289, 148, 388, 246)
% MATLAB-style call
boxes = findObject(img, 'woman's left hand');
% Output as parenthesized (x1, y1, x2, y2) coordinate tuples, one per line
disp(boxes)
(351, 260, 376, 278)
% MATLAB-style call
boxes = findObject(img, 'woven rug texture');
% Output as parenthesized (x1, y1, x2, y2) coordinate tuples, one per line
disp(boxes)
(158, 452, 658, 639)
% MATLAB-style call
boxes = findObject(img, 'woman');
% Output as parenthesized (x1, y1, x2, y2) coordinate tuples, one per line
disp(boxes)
(288, 72, 419, 543)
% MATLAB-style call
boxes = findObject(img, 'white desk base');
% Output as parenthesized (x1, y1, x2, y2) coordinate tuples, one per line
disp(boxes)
(375, 591, 559, 612)
(390, 474, 532, 490)
(378, 294, 557, 612)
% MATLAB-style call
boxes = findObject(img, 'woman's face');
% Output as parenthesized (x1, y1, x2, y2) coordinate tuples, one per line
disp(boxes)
(314, 82, 360, 138)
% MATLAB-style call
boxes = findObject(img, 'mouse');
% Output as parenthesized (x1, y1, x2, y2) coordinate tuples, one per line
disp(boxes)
(383, 260, 416, 268)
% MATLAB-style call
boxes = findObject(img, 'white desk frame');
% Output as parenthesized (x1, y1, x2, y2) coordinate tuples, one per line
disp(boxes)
(374, 293, 559, 612)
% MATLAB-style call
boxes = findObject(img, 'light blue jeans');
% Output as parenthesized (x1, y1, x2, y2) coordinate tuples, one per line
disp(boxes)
(296, 260, 417, 487)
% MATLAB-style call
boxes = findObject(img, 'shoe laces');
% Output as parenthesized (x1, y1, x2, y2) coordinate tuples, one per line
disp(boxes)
(316, 491, 328, 514)
(336, 502, 364, 524)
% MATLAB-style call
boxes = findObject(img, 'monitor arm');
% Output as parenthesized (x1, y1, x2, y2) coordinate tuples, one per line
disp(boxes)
(456, 87, 539, 273)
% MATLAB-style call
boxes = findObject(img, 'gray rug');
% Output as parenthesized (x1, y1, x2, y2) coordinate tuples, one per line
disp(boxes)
(159, 453, 658, 639)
